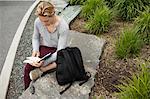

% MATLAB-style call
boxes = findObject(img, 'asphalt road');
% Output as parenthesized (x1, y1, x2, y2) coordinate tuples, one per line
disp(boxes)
(0, 1, 34, 73)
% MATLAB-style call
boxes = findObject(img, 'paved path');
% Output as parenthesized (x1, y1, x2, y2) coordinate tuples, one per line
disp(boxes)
(0, 1, 34, 73)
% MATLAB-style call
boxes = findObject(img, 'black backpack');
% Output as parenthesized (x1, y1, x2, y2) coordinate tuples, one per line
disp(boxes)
(56, 47, 91, 94)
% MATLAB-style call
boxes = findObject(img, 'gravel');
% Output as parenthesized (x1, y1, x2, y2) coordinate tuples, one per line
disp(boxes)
(6, 9, 37, 99)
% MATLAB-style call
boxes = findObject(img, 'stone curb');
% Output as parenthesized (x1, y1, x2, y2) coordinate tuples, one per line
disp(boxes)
(0, 0, 40, 99)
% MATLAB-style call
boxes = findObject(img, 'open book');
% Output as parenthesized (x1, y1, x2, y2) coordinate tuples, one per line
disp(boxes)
(23, 53, 52, 64)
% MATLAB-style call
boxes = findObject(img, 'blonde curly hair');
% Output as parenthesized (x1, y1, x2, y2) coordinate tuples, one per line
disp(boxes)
(35, 0, 55, 17)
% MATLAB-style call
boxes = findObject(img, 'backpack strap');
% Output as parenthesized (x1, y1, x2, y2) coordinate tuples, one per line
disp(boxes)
(60, 83, 72, 95)
(79, 72, 91, 86)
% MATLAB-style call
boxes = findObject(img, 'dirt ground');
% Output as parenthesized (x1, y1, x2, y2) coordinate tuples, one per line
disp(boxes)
(70, 15, 150, 98)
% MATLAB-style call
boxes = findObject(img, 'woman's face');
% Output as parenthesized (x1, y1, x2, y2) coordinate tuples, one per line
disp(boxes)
(39, 15, 55, 26)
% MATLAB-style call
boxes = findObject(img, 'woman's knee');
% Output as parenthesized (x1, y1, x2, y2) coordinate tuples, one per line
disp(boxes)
(40, 62, 57, 72)
(49, 62, 57, 68)
(24, 63, 35, 73)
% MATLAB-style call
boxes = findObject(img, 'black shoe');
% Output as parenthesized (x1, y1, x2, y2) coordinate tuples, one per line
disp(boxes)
(29, 81, 35, 94)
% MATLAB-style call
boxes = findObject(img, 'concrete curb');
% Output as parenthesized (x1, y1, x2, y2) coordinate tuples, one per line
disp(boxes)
(0, 0, 35, 1)
(0, 0, 40, 99)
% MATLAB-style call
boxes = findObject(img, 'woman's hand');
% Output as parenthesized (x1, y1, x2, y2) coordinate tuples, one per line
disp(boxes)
(30, 60, 44, 67)
(32, 51, 40, 57)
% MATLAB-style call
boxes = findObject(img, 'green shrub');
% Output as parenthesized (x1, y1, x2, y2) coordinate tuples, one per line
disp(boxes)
(115, 62, 150, 99)
(69, 0, 87, 5)
(114, 0, 147, 21)
(81, 0, 106, 19)
(142, 0, 150, 6)
(105, 0, 116, 8)
(93, 95, 105, 99)
(85, 6, 113, 34)
(116, 29, 143, 58)
(134, 7, 150, 44)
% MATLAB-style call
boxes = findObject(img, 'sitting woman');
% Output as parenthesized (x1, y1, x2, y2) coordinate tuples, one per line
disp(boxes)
(24, 1, 69, 90)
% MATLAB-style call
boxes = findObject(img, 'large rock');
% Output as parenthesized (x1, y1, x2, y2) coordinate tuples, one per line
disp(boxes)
(60, 5, 81, 24)
(50, 0, 82, 24)
(67, 30, 105, 69)
(51, 0, 69, 14)
(19, 30, 106, 99)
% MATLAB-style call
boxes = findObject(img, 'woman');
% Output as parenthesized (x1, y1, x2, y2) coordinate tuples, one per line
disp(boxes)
(24, 1, 69, 90)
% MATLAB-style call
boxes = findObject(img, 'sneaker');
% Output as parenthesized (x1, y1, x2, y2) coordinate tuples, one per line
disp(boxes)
(29, 68, 43, 80)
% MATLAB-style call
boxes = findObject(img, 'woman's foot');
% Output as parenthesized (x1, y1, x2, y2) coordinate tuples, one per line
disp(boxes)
(29, 68, 43, 80)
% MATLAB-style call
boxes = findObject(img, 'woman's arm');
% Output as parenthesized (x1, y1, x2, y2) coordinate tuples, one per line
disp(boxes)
(29, 19, 42, 67)
(43, 19, 69, 66)
(32, 19, 40, 52)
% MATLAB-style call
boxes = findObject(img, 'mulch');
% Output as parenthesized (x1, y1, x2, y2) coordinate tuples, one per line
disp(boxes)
(70, 15, 150, 98)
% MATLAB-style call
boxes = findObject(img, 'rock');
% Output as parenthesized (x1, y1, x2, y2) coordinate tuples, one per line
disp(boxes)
(67, 30, 106, 69)
(60, 5, 81, 24)
(19, 30, 106, 99)
(51, 0, 69, 14)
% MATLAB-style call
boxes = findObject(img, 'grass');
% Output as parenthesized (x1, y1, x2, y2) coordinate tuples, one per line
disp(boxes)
(85, 5, 113, 34)
(105, 0, 116, 8)
(93, 95, 105, 99)
(114, 0, 147, 21)
(134, 6, 150, 44)
(115, 62, 150, 99)
(81, 0, 106, 19)
(69, 0, 86, 5)
(115, 28, 143, 59)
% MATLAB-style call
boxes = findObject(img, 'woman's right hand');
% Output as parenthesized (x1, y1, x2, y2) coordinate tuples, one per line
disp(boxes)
(32, 51, 40, 57)
(30, 51, 42, 67)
